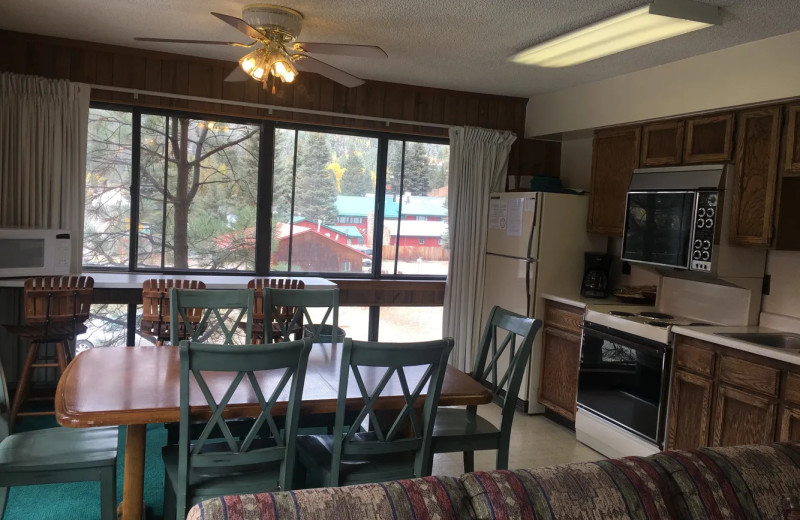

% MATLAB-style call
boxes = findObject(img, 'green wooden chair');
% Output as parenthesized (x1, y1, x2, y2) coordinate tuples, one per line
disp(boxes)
(169, 288, 254, 345)
(0, 357, 118, 520)
(264, 287, 340, 344)
(428, 306, 541, 473)
(295, 337, 453, 488)
(162, 338, 313, 520)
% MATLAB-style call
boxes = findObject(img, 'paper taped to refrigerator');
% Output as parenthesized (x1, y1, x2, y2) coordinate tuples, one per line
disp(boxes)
(506, 198, 523, 237)
(489, 199, 508, 230)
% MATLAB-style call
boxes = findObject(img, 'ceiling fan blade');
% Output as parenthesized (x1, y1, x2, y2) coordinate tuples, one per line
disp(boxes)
(295, 56, 365, 88)
(293, 43, 387, 59)
(134, 37, 242, 45)
(211, 12, 265, 41)
(224, 67, 250, 82)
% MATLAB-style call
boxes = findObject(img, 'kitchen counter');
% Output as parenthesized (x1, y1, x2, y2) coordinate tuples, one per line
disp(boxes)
(541, 292, 646, 309)
(672, 324, 800, 365)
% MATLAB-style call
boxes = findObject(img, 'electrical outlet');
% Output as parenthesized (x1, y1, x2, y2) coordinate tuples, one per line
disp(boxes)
(762, 274, 771, 295)
(621, 261, 631, 275)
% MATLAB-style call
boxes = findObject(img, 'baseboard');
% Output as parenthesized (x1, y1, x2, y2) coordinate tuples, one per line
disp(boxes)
(543, 408, 575, 430)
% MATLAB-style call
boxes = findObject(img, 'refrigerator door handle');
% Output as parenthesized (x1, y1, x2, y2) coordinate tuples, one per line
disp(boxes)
(486, 252, 538, 262)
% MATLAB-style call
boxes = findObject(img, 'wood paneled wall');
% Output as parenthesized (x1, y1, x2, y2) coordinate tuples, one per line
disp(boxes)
(0, 30, 553, 175)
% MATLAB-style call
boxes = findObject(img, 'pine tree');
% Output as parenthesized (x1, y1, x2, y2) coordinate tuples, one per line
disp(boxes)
(403, 142, 431, 195)
(294, 131, 338, 224)
(340, 152, 373, 196)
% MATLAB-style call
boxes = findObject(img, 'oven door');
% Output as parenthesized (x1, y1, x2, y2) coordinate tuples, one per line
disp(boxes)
(577, 323, 671, 447)
(622, 190, 697, 269)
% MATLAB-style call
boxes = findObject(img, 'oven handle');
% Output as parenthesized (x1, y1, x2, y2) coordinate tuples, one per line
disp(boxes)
(579, 323, 668, 355)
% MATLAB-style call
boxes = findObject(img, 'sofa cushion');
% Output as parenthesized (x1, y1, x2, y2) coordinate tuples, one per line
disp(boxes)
(186, 475, 472, 520)
(651, 443, 800, 519)
(460, 456, 680, 520)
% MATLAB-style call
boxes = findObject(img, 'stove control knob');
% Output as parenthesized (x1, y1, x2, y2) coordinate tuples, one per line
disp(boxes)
(706, 208, 715, 218)
(694, 239, 703, 249)
(701, 251, 710, 261)
(697, 218, 705, 228)
(693, 250, 702, 260)
(703, 240, 711, 250)
(705, 218, 714, 228)
(697, 208, 706, 218)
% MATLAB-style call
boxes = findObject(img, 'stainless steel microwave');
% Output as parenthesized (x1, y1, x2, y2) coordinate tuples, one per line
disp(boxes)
(621, 165, 728, 273)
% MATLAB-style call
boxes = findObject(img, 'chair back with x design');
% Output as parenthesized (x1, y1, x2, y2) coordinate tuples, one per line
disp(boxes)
(473, 306, 541, 424)
(327, 337, 453, 486)
(263, 288, 339, 343)
(167, 338, 312, 519)
(169, 289, 253, 346)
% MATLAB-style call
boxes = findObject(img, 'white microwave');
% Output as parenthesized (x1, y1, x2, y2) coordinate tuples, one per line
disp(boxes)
(0, 228, 73, 278)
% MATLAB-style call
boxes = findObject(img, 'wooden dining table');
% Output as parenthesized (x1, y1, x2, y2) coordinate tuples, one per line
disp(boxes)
(55, 344, 492, 520)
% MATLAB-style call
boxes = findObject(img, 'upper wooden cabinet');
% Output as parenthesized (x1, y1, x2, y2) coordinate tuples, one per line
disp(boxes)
(640, 120, 684, 166)
(729, 106, 782, 246)
(783, 104, 800, 175)
(588, 126, 640, 235)
(683, 113, 734, 164)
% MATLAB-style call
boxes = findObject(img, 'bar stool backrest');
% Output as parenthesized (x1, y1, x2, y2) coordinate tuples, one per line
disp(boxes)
(142, 279, 206, 345)
(23, 276, 93, 327)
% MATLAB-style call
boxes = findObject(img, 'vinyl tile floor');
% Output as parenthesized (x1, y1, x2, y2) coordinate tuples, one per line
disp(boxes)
(431, 404, 604, 477)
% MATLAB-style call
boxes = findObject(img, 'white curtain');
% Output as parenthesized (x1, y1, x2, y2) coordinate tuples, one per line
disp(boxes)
(443, 126, 517, 371)
(0, 73, 91, 271)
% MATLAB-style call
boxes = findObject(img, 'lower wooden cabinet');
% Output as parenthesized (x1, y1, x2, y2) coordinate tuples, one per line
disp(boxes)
(711, 384, 777, 447)
(669, 334, 797, 450)
(667, 369, 713, 450)
(538, 326, 581, 421)
(780, 406, 800, 442)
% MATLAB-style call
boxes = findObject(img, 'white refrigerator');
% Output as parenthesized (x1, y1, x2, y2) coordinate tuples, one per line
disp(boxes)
(480, 191, 601, 413)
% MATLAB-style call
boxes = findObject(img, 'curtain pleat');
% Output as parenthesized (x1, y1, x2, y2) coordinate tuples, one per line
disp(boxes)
(442, 126, 517, 371)
(0, 73, 90, 270)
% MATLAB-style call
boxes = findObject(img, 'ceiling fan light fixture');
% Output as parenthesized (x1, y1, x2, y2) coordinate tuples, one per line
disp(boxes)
(510, 0, 721, 67)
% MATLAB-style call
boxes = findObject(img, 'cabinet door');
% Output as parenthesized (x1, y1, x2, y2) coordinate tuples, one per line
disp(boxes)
(711, 384, 777, 447)
(667, 369, 713, 450)
(588, 126, 641, 236)
(683, 113, 734, 164)
(641, 120, 684, 166)
(783, 104, 800, 176)
(779, 406, 800, 442)
(729, 106, 782, 246)
(775, 105, 800, 250)
(537, 326, 581, 421)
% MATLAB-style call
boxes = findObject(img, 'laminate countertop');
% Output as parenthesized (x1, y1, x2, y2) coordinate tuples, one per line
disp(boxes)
(672, 324, 800, 365)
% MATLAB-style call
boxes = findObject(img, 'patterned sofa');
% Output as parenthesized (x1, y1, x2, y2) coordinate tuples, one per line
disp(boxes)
(187, 442, 800, 520)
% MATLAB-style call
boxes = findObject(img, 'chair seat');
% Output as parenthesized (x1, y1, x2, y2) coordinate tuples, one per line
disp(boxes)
(296, 431, 416, 485)
(4, 323, 88, 342)
(430, 408, 501, 453)
(0, 426, 118, 472)
(162, 441, 282, 498)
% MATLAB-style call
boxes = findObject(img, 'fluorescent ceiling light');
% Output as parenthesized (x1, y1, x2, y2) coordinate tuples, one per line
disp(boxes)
(510, 0, 721, 68)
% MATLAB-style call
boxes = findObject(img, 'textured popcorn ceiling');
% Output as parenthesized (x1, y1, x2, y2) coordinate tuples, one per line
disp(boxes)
(1, 0, 799, 98)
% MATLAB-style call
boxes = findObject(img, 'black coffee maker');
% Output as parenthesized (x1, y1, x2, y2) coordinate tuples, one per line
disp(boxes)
(581, 252, 612, 298)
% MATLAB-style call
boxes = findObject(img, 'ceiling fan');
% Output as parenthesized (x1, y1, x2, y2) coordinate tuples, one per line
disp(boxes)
(134, 4, 387, 91)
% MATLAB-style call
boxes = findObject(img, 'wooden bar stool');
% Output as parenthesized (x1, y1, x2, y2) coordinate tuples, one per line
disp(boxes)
(247, 278, 304, 343)
(3, 276, 93, 426)
(141, 279, 206, 346)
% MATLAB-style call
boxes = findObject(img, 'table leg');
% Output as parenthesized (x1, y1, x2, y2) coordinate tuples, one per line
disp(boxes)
(120, 424, 147, 520)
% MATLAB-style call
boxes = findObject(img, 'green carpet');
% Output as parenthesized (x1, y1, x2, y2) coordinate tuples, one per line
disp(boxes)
(4, 416, 167, 520)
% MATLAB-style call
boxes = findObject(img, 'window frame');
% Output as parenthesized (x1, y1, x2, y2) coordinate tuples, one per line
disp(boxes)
(84, 103, 449, 281)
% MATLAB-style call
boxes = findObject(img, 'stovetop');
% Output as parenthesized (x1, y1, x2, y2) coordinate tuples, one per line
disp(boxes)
(584, 305, 715, 344)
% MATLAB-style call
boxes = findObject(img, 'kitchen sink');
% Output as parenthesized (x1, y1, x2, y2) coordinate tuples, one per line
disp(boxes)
(716, 332, 800, 350)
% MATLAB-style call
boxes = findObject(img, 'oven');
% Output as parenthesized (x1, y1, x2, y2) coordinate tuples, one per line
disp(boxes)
(577, 321, 671, 448)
